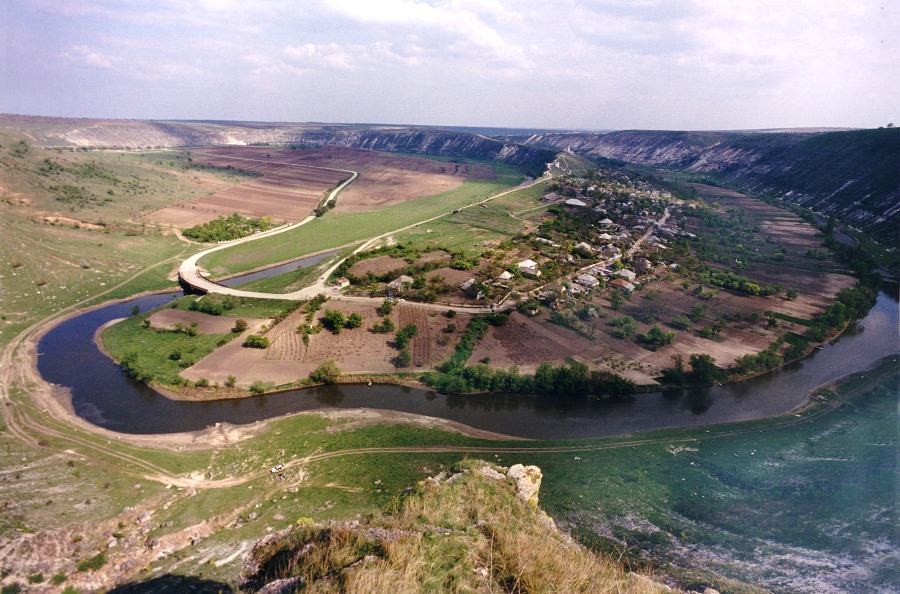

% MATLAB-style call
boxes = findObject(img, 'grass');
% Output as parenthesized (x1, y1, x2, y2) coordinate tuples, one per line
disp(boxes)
(0, 217, 186, 346)
(101, 313, 238, 385)
(199, 178, 523, 276)
(170, 294, 300, 319)
(240, 458, 670, 594)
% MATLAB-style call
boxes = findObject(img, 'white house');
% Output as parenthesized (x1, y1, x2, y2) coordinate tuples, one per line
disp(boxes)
(565, 198, 587, 207)
(575, 273, 600, 289)
(517, 259, 541, 277)
(616, 269, 637, 281)
(497, 270, 514, 281)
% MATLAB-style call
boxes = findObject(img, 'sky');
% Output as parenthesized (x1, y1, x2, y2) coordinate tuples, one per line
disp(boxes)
(0, 0, 896, 130)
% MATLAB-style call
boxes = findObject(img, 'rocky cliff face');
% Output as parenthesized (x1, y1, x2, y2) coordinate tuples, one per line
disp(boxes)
(517, 128, 900, 244)
(3, 116, 555, 177)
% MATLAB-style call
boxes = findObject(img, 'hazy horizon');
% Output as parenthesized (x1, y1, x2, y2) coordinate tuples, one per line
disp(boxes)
(1, 1, 896, 130)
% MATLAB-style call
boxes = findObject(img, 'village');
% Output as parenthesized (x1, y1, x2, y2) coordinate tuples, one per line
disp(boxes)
(339, 167, 693, 317)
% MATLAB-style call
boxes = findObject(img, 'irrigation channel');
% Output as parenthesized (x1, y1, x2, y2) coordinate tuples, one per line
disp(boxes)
(37, 251, 899, 438)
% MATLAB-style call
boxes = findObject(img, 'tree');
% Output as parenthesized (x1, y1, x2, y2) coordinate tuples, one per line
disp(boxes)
(345, 312, 363, 329)
(392, 348, 412, 368)
(534, 362, 556, 394)
(321, 309, 346, 333)
(376, 299, 393, 316)
(689, 353, 725, 384)
(371, 318, 395, 333)
(310, 360, 341, 384)
(394, 324, 418, 349)
(609, 290, 624, 310)
(640, 326, 675, 350)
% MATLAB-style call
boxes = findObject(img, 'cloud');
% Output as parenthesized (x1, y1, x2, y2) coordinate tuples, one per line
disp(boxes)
(60, 45, 118, 69)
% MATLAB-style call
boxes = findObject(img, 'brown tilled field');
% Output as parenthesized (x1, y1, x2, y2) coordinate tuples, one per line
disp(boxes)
(141, 146, 475, 228)
(348, 256, 410, 278)
(181, 301, 467, 386)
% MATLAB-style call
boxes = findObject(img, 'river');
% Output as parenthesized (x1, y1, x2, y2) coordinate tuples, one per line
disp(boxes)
(37, 279, 898, 438)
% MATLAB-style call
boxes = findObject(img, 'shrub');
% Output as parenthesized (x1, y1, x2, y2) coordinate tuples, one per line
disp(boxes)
(248, 380, 272, 394)
(321, 309, 347, 333)
(76, 551, 107, 572)
(243, 334, 270, 349)
(394, 324, 418, 349)
(639, 326, 675, 351)
(376, 299, 394, 316)
(194, 378, 210, 388)
(345, 312, 363, 329)
(392, 348, 412, 368)
(225, 375, 237, 388)
(232, 319, 248, 333)
(51, 574, 67, 586)
(371, 318, 395, 334)
(310, 360, 341, 384)
(27, 574, 44, 584)
(669, 315, 693, 330)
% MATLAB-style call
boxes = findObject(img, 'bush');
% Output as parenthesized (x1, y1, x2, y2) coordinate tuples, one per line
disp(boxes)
(392, 348, 412, 368)
(639, 326, 675, 351)
(310, 360, 341, 384)
(194, 378, 210, 388)
(188, 298, 223, 316)
(322, 309, 347, 333)
(225, 375, 237, 388)
(345, 312, 363, 329)
(51, 574, 67, 586)
(76, 551, 107, 572)
(371, 318, 395, 334)
(376, 299, 394, 316)
(232, 319, 248, 333)
(669, 315, 693, 330)
(394, 324, 418, 349)
(249, 380, 273, 394)
(243, 334, 270, 349)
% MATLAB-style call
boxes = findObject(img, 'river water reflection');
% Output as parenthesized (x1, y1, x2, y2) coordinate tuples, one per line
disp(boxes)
(37, 284, 898, 439)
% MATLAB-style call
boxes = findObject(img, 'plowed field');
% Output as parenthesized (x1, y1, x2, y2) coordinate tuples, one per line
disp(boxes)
(141, 146, 475, 228)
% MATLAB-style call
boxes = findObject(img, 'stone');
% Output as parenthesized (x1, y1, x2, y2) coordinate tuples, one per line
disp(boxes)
(506, 464, 542, 506)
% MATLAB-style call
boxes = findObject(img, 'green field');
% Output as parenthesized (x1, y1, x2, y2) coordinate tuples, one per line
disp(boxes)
(199, 176, 530, 276)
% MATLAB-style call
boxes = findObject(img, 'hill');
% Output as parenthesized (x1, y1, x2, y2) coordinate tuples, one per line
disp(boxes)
(0, 115, 556, 178)
(515, 128, 900, 244)
(236, 460, 674, 594)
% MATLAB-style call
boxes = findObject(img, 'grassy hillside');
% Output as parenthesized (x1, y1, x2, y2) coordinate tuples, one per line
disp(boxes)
(234, 459, 672, 593)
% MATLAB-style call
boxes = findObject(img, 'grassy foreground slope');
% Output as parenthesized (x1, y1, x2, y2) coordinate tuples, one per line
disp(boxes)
(146, 459, 674, 594)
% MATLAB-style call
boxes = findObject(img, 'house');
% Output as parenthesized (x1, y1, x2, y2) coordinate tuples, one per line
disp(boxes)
(616, 269, 637, 281)
(610, 278, 635, 292)
(459, 278, 477, 292)
(387, 274, 414, 290)
(573, 241, 594, 256)
(497, 270, 514, 282)
(565, 198, 587, 207)
(334, 277, 351, 289)
(575, 273, 600, 289)
(597, 233, 614, 241)
(599, 218, 615, 227)
(517, 259, 541, 277)
(542, 192, 561, 203)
